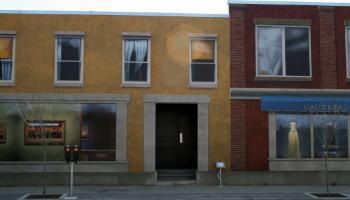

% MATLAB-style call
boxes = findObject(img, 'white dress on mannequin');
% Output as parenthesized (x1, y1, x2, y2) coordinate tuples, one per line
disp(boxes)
(288, 121, 300, 158)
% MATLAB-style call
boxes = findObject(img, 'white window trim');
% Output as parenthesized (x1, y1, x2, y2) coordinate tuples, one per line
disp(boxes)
(0, 33, 16, 86)
(121, 36, 151, 88)
(269, 112, 350, 171)
(255, 25, 312, 79)
(189, 37, 218, 88)
(346, 26, 350, 79)
(54, 35, 84, 87)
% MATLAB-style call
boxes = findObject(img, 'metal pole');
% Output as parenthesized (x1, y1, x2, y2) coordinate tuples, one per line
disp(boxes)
(43, 129, 47, 197)
(325, 149, 329, 196)
(70, 162, 73, 197)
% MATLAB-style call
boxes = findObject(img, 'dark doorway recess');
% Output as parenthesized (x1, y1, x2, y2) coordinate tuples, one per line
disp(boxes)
(156, 104, 197, 170)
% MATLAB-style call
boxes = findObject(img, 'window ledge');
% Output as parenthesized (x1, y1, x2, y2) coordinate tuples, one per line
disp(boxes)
(0, 81, 15, 86)
(53, 82, 84, 87)
(269, 158, 350, 171)
(189, 82, 218, 89)
(255, 76, 312, 82)
(121, 82, 150, 88)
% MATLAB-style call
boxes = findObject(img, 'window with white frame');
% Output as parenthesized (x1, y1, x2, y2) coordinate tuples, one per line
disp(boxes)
(0, 35, 15, 82)
(346, 27, 350, 78)
(256, 25, 311, 77)
(275, 113, 348, 159)
(190, 38, 216, 83)
(55, 36, 83, 82)
(123, 38, 150, 83)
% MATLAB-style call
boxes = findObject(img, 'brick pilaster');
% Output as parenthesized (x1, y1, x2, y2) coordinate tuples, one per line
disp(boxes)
(319, 6, 337, 88)
(230, 5, 247, 88)
(231, 100, 247, 171)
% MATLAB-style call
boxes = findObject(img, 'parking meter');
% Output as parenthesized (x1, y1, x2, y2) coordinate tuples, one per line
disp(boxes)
(73, 145, 80, 163)
(64, 145, 71, 163)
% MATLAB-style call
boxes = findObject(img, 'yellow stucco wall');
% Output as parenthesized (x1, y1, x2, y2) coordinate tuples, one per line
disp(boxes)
(0, 14, 230, 172)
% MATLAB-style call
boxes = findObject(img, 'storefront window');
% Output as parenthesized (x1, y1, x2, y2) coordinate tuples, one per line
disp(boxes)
(276, 114, 311, 158)
(0, 103, 116, 161)
(276, 113, 348, 159)
(313, 115, 348, 158)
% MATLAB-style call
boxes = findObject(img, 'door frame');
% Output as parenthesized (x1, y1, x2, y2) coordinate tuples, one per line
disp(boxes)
(144, 94, 209, 172)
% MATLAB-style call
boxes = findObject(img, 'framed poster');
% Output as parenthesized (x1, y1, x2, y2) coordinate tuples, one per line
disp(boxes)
(80, 126, 88, 140)
(24, 120, 65, 145)
(0, 122, 6, 144)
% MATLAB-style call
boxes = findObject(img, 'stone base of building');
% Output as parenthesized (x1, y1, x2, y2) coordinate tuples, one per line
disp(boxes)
(1, 171, 350, 186)
(197, 171, 350, 186)
(0, 172, 156, 186)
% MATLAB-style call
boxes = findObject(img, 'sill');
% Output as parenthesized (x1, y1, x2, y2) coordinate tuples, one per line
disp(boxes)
(269, 158, 350, 171)
(0, 81, 15, 86)
(189, 82, 218, 89)
(121, 82, 150, 88)
(255, 76, 312, 82)
(53, 82, 84, 87)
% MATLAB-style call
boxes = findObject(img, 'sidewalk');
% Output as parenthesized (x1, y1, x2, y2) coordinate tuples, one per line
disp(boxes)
(0, 185, 349, 200)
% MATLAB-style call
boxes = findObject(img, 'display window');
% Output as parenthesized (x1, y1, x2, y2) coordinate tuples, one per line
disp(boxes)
(0, 103, 116, 161)
(276, 113, 349, 159)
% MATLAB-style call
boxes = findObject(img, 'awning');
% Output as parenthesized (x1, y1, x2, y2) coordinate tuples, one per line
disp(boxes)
(261, 96, 350, 113)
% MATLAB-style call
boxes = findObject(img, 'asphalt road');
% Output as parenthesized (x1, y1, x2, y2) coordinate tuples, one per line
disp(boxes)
(1, 185, 349, 200)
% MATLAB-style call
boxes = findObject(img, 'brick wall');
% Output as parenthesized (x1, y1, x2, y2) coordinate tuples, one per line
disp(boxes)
(229, 4, 344, 171)
(336, 7, 350, 89)
(319, 7, 338, 88)
(231, 100, 247, 171)
(230, 5, 246, 88)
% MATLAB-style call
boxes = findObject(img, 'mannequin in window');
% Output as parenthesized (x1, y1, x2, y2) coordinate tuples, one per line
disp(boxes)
(288, 121, 300, 158)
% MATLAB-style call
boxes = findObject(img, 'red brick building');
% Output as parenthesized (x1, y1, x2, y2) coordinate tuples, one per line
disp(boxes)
(229, 0, 350, 178)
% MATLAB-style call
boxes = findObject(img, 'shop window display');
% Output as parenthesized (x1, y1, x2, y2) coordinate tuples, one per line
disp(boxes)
(0, 103, 116, 161)
(276, 114, 348, 159)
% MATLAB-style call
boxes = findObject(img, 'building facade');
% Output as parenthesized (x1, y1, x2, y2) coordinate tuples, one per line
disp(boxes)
(229, 1, 350, 184)
(0, 12, 230, 185)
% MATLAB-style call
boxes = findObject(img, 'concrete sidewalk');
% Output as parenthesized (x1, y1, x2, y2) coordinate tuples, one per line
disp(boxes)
(0, 185, 349, 200)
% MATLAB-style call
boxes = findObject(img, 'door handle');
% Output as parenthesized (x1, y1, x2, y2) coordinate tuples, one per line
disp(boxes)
(179, 132, 183, 144)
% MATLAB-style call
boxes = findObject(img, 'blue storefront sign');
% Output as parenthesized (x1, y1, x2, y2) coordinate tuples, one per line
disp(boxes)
(261, 96, 350, 113)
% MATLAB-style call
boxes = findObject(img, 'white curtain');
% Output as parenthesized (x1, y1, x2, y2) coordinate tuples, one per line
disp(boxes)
(1, 61, 11, 80)
(57, 39, 62, 60)
(124, 40, 135, 79)
(257, 27, 283, 75)
(134, 40, 148, 75)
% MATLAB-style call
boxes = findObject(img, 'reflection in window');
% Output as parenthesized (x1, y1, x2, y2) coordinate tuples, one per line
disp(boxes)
(0, 37, 14, 81)
(123, 39, 149, 82)
(0, 103, 116, 161)
(276, 114, 311, 158)
(56, 36, 83, 81)
(347, 27, 350, 77)
(313, 115, 348, 158)
(257, 25, 310, 77)
(80, 104, 116, 161)
(191, 39, 216, 82)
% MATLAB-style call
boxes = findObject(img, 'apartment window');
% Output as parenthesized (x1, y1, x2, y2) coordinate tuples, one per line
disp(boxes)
(276, 114, 348, 159)
(190, 38, 217, 85)
(346, 27, 350, 78)
(55, 36, 83, 84)
(256, 25, 311, 77)
(123, 38, 150, 85)
(0, 35, 15, 83)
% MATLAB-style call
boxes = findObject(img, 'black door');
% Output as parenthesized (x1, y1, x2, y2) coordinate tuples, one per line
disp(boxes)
(156, 104, 197, 169)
